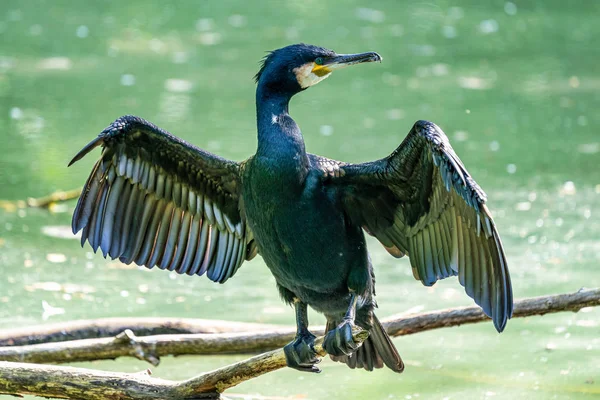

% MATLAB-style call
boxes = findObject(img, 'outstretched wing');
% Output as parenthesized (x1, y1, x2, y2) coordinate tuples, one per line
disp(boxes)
(332, 120, 513, 332)
(70, 115, 258, 283)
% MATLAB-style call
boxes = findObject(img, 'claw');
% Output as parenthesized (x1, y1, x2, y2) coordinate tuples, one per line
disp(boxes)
(284, 332, 321, 373)
(323, 319, 365, 357)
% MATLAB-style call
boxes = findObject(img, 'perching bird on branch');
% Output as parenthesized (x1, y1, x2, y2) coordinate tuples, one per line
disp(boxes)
(69, 44, 513, 374)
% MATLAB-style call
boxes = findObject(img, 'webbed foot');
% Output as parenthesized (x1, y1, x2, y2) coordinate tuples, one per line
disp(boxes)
(323, 319, 367, 357)
(284, 331, 321, 373)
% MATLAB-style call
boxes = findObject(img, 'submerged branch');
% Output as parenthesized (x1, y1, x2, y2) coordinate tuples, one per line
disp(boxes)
(0, 288, 597, 365)
(27, 188, 82, 208)
(0, 189, 82, 212)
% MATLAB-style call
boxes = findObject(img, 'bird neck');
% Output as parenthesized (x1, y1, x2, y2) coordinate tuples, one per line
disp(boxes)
(255, 87, 307, 163)
(256, 89, 290, 129)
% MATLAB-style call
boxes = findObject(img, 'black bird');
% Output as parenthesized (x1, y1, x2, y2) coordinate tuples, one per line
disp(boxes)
(70, 44, 513, 374)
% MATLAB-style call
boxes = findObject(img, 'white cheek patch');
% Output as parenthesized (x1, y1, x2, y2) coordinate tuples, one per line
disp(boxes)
(293, 63, 331, 89)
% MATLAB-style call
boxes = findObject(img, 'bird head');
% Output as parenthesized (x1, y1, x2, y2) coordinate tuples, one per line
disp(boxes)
(255, 44, 381, 95)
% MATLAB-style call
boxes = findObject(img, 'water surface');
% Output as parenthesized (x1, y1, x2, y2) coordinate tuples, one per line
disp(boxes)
(0, 1, 599, 399)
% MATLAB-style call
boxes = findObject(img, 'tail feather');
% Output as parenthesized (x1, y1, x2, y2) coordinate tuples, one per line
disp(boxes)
(370, 314, 404, 372)
(327, 314, 404, 373)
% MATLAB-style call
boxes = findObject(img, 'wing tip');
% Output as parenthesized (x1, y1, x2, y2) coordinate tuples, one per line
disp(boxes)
(68, 136, 104, 167)
(384, 245, 404, 258)
(413, 119, 439, 132)
(493, 312, 510, 333)
(68, 115, 147, 167)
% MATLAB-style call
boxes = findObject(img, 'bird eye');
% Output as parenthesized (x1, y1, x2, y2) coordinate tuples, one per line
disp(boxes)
(315, 57, 324, 65)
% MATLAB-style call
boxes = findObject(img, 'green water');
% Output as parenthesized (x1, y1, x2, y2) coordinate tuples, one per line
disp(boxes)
(1, 0, 599, 399)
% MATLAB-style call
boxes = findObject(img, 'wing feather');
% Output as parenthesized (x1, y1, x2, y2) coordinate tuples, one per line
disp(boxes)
(430, 224, 443, 278)
(199, 226, 216, 276)
(101, 174, 125, 255)
(72, 160, 102, 234)
(203, 227, 220, 277)
(137, 198, 166, 266)
(422, 227, 435, 285)
(91, 173, 112, 253)
(179, 214, 201, 274)
(333, 120, 512, 332)
(171, 211, 192, 272)
(210, 229, 229, 282)
(189, 218, 209, 276)
(133, 193, 157, 263)
(439, 209, 453, 270)
(70, 115, 257, 284)
(109, 179, 131, 259)
(478, 236, 491, 316)
(149, 201, 174, 269)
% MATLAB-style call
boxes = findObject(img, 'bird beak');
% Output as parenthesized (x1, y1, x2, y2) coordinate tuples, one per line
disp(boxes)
(312, 52, 382, 75)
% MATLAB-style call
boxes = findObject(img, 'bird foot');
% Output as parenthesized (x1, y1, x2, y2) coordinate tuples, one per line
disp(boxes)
(323, 319, 366, 357)
(284, 331, 321, 373)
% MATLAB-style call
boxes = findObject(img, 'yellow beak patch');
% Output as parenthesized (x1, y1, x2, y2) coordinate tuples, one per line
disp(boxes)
(311, 63, 332, 77)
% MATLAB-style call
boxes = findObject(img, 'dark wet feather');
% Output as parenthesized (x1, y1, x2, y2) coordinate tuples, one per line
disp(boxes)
(324, 120, 512, 332)
(70, 115, 257, 284)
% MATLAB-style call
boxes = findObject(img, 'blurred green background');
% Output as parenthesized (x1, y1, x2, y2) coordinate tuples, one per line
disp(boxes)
(0, 0, 599, 399)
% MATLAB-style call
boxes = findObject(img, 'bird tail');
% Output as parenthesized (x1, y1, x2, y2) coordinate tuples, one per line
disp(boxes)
(327, 314, 404, 373)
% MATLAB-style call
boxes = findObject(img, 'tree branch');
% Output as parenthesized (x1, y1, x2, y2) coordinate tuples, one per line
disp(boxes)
(0, 331, 368, 399)
(0, 189, 82, 212)
(0, 317, 279, 347)
(26, 188, 82, 208)
(0, 288, 597, 365)
(384, 286, 599, 336)
(0, 289, 597, 399)
(0, 328, 296, 365)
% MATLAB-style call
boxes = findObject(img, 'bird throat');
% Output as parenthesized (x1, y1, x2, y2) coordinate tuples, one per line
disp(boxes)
(293, 62, 332, 88)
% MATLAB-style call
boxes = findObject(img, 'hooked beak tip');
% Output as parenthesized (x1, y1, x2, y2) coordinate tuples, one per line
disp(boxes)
(325, 51, 383, 70)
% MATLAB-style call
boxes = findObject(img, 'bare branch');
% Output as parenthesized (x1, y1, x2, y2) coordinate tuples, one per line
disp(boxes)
(0, 289, 597, 399)
(384, 287, 599, 336)
(0, 189, 82, 212)
(0, 328, 297, 365)
(0, 288, 597, 366)
(0, 330, 369, 399)
(26, 188, 82, 208)
(0, 317, 279, 347)
(0, 362, 185, 399)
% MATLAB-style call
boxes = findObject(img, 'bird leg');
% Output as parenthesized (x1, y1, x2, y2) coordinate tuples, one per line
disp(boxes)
(323, 293, 364, 357)
(283, 298, 321, 373)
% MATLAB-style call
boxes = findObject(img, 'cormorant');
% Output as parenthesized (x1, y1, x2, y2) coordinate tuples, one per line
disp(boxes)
(69, 43, 513, 374)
